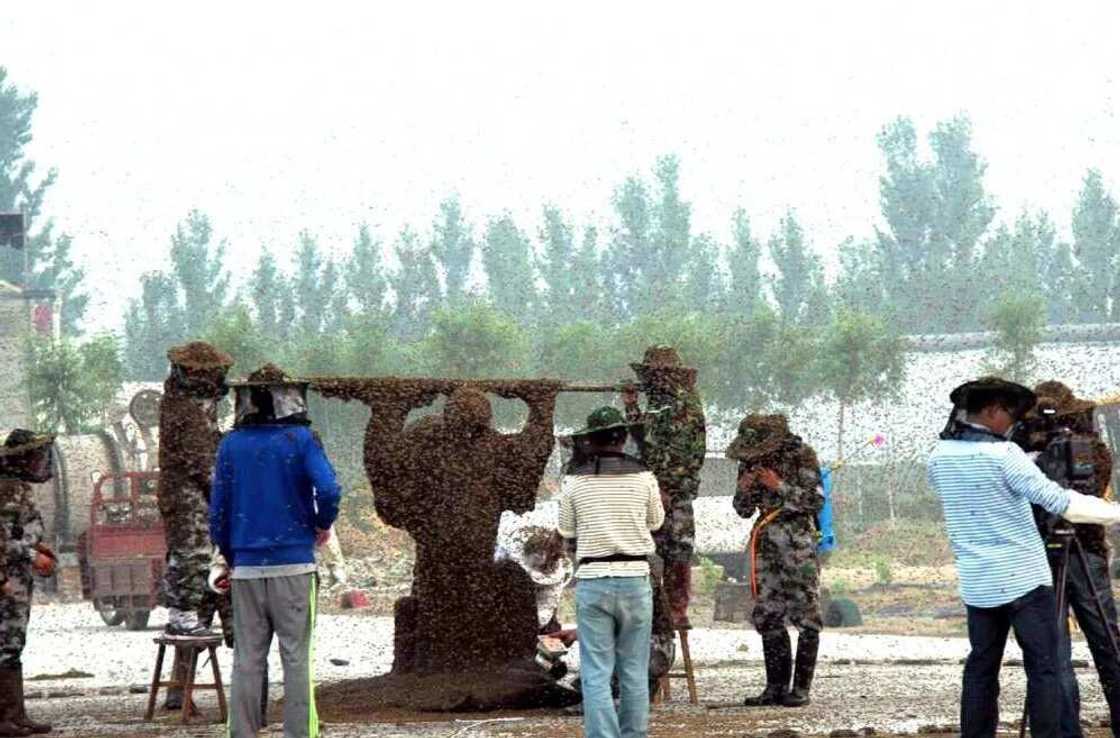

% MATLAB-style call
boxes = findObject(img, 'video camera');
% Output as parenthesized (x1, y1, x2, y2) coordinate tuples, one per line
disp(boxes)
(1014, 403, 1100, 540)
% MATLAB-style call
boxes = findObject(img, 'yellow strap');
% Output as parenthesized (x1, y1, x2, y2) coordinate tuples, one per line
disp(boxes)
(749, 510, 782, 598)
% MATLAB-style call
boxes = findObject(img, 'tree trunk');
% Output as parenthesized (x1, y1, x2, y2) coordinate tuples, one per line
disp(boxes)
(837, 402, 846, 464)
(887, 461, 897, 523)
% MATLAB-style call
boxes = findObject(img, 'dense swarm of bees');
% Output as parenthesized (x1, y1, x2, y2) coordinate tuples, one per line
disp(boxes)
(312, 376, 581, 711)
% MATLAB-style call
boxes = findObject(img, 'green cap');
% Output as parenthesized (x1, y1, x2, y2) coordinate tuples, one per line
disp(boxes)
(571, 406, 631, 438)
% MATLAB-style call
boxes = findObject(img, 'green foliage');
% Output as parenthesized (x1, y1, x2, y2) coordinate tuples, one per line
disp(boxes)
(27, 334, 123, 433)
(122, 272, 182, 380)
(0, 67, 87, 333)
(346, 224, 387, 316)
(727, 208, 763, 311)
(390, 226, 440, 340)
(170, 210, 230, 338)
(430, 196, 475, 304)
(984, 291, 1046, 383)
(816, 309, 907, 407)
(875, 115, 995, 332)
(816, 308, 907, 457)
(122, 210, 231, 377)
(873, 556, 893, 586)
(425, 301, 530, 378)
(769, 211, 827, 325)
(203, 304, 270, 375)
(1071, 169, 1120, 322)
(692, 556, 725, 596)
(482, 214, 537, 320)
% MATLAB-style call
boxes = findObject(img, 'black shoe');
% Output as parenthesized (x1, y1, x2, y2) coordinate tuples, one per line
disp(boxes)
(782, 687, 811, 707)
(743, 684, 788, 706)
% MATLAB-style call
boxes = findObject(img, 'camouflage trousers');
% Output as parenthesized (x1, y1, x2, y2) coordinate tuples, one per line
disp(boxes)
(0, 564, 33, 667)
(199, 587, 234, 647)
(653, 490, 696, 564)
(750, 542, 822, 637)
(161, 506, 211, 616)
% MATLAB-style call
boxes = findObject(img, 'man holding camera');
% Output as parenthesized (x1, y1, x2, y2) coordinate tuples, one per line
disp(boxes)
(1021, 380, 1120, 738)
(928, 377, 1120, 738)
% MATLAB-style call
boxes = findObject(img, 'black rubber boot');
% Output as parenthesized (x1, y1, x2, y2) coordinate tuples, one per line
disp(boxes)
(0, 667, 32, 737)
(14, 663, 50, 734)
(783, 630, 820, 707)
(743, 630, 792, 706)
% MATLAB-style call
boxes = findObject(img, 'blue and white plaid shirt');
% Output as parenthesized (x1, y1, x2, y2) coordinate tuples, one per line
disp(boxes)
(928, 427, 1071, 609)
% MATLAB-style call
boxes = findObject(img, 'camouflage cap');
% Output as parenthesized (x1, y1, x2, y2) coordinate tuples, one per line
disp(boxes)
(0, 429, 55, 482)
(725, 413, 790, 462)
(0, 429, 55, 456)
(629, 344, 698, 384)
(166, 341, 234, 370)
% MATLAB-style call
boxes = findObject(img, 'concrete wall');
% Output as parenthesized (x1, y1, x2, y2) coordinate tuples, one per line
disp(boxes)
(0, 281, 30, 429)
(772, 339, 1120, 464)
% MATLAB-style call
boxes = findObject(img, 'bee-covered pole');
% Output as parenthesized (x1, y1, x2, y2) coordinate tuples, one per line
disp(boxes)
(558, 383, 632, 394)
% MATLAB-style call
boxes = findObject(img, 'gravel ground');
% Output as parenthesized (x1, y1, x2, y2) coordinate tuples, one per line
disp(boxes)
(21, 602, 1116, 737)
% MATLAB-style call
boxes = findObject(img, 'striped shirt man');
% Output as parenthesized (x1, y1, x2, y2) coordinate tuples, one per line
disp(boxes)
(558, 456, 665, 579)
(928, 432, 1071, 608)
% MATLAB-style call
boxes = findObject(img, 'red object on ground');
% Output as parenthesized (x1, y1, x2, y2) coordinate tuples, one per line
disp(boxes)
(340, 590, 370, 609)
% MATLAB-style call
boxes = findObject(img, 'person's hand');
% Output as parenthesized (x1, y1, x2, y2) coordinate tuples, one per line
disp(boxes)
(32, 551, 55, 578)
(557, 629, 578, 647)
(315, 528, 332, 547)
(756, 468, 783, 491)
(1, 579, 13, 597)
(208, 566, 230, 593)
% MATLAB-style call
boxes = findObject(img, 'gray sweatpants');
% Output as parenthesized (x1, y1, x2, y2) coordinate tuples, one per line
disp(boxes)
(229, 574, 320, 738)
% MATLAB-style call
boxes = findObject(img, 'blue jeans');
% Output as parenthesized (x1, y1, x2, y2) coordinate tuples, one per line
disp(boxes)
(963, 585, 1061, 738)
(576, 576, 653, 738)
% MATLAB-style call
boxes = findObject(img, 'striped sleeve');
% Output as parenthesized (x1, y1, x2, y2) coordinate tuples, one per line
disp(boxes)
(557, 485, 576, 539)
(1002, 444, 1070, 515)
(647, 476, 665, 530)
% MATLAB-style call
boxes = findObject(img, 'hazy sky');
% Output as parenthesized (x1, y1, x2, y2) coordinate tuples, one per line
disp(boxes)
(1, 1, 1118, 334)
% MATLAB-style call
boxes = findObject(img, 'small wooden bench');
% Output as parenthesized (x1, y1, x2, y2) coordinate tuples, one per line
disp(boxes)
(144, 633, 227, 724)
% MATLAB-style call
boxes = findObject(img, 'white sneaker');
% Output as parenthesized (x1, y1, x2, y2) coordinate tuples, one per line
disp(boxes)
(166, 609, 210, 636)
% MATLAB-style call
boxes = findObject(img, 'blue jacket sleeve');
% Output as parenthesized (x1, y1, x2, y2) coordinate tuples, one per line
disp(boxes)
(209, 440, 234, 563)
(304, 431, 342, 530)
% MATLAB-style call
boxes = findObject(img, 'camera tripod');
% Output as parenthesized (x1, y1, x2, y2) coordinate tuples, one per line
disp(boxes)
(1019, 529, 1120, 738)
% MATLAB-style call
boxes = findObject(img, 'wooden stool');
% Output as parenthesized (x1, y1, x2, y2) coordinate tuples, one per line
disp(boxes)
(655, 628, 698, 705)
(144, 633, 227, 724)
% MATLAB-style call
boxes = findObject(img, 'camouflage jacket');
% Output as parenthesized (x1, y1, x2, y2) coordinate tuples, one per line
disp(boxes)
(0, 480, 44, 580)
(625, 388, 706, 494)
(732, 444, 824, 549)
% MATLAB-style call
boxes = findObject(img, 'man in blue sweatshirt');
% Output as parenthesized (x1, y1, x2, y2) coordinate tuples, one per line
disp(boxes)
(209, 365, 342, 738)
